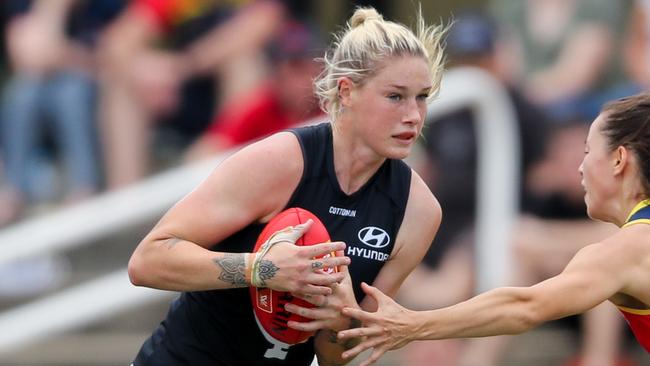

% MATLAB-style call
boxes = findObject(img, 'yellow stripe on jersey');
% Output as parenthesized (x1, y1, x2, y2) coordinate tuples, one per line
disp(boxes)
(623, 218, 650, 228)
(618, 305, 650, 315)
(624, 199, 650, 223)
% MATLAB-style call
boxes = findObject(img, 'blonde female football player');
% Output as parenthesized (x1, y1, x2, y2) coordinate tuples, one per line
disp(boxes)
(128, 6, 446, 365)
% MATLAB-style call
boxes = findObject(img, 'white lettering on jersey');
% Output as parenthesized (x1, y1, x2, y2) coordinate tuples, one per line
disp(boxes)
(346, 246, 389, 262)
(329, 206, 357, 217)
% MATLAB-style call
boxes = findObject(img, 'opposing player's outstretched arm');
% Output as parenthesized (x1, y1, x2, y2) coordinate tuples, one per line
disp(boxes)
(128, 132, 349, 293)
(338, 235, 633, 366)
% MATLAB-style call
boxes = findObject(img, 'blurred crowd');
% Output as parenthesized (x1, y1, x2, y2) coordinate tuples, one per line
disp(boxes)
(0, 0, 647, 365)
(0, 0, 330, 225)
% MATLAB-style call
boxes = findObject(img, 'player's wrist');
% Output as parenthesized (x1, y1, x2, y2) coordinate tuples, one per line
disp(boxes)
(245, 253, 256, 286)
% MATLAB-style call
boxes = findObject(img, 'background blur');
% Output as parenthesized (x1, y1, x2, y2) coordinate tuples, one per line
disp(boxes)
(0, 0, 648, 365)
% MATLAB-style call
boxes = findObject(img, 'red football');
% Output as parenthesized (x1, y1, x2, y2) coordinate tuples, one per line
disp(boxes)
(250, 207, 335, 345)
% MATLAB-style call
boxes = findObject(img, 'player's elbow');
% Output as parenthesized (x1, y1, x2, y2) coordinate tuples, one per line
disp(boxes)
(128, 235, 176, 288)
(127, 253, 147, 287)
(127, 242, 157, 287)
(511, 310, 543, 335)
(511, 289, 548, 334)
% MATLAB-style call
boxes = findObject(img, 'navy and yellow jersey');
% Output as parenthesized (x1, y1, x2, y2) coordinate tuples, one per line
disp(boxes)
(617, 199, 650, 353)
(622, 199, 650, 228)
(133, 123, 412, 365)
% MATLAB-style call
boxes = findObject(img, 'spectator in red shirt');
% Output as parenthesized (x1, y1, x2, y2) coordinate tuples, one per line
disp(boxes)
(185, 21, 324, 160)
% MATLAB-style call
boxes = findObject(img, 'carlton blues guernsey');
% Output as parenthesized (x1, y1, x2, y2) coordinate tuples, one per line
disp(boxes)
(617, 199, 650, 353)
(133, 123, 412, 365)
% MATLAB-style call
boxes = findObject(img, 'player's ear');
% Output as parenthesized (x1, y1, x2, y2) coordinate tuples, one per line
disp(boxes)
(612, 145, 628, 175)
(338, 77, 354, 107)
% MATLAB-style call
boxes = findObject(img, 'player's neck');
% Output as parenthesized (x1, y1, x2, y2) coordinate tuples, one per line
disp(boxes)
(331, 125, 385, 195)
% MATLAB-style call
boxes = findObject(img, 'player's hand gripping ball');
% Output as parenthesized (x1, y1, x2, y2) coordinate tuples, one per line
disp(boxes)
(250, 207, 337, 344)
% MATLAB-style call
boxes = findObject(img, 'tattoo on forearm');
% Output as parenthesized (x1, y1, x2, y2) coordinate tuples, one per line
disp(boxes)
(214, 254, 247, 287)
(165, 238, 182, 249)
(256, 259, 278, 286)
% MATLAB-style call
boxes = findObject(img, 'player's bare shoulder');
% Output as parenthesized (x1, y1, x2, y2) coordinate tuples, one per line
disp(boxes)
(612, 223, 650, 257)
(230, 131, 303, 179)
(221, 132, 303, 191)
(407, 169, 442, 225)
(609, 224, 650, 304)
(193, 131, 304, 223)
(619, 224, 650, 270)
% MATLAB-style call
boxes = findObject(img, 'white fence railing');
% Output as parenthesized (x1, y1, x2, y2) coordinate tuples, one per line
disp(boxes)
(0, 155, 228, 354)
(430, 67, 520, 292)
(0, 67, 519, 354)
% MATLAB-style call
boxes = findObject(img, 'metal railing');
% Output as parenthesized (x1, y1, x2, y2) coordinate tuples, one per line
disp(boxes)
(429, 67, 520, 292)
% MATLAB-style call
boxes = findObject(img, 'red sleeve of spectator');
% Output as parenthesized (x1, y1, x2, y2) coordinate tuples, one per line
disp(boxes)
(207, 86, 293, 147)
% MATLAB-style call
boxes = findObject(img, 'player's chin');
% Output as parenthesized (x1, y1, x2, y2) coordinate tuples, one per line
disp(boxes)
(384, 144, 413, 160)
(384, 141, 413, 159)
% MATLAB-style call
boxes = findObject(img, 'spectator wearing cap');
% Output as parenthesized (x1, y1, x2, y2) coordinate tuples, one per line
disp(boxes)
(446, 13, 496, 59)
(184, 20, 324, 161)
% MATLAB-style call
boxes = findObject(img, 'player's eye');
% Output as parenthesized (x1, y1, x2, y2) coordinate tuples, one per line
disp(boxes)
(388, 93, 402, 101)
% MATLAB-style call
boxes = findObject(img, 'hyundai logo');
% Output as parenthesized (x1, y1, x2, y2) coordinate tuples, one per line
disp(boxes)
(357, 226, 390, 248)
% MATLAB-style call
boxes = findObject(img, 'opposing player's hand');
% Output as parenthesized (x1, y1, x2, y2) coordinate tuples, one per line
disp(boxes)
(285, 256, 358, 332)
(259, 221, 350, 295)
(336, 282, 417, 366)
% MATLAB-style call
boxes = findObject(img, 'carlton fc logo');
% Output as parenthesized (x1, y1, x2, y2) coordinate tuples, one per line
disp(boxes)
(357, 226, 390, 248)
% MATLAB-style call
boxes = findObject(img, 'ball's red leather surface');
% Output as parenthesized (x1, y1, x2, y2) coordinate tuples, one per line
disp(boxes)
(250, 207, 335, 344)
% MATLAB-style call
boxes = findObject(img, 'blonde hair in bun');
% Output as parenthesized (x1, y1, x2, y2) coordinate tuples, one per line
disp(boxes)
(314, 6, 447, 121)
(349, 7, 383, 28)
